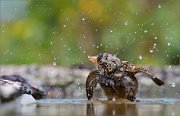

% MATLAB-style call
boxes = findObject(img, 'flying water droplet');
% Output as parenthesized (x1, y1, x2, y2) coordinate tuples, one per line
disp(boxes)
(168, 43, 171, 46)
(158, 4, 161, 8)
(168, 65, 172, 69)
(153, 43, 157, 48)
(82, 18, 85, 21)
(110, 30, 113, 33)
(144, 30, 148, 33)
(149, 49, 153, 53)
(139, 55, 143, 60)
(124, 21, 128, 26)
(53, 62, 56, 66)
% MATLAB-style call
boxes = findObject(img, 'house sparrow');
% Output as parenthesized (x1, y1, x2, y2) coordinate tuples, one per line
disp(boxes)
(86, 53, 164, 101)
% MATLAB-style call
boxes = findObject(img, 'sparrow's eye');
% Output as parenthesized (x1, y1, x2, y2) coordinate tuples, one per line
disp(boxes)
(98, 59, 103, 64)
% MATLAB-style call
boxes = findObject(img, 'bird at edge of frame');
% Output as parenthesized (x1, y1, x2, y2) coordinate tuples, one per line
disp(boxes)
(86, 53, 164, 102)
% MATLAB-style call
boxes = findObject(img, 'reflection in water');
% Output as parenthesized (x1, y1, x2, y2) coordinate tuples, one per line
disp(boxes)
(86, 103, 138, 116)
(87, 104, 95, 116)
(1, 98, 180, 116)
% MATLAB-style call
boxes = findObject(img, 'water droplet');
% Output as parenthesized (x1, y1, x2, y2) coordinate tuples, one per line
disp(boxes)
(83, 50, 86, 53)
(168, 65, 172, 69)
(68, 48, 71, 51)
(82, 18, 85, 21)
(144, 30, 148, 33)
(66, 17, 69, 21)
(95, 29, 98, 32)
(96, 46, 99, 48)
(139, 55, 143, 60)
(124, 21, 128, 26)
(158, 4, 161, 8)
(170, 83, 176, 88)
(53, 62, 56, 66)
(52, 32, 55, 34)
(168, 43, 171, 46)
(154, 37, 157, 39)
(63, 25, 66, 27)
(149, 49, 153, 53)
(153, 43, 157, 48)
(110, 30, 113, 33)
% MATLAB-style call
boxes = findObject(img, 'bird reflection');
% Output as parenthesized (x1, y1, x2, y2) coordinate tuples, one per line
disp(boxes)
(86, 102, 138, 116)
(86, 103, 95, 116)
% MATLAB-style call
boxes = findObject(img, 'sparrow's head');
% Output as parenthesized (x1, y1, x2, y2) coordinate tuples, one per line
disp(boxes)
(88, 53, 121, 74)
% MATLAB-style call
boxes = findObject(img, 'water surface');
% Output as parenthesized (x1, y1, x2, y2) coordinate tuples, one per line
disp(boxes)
(14, 98, 180, 116)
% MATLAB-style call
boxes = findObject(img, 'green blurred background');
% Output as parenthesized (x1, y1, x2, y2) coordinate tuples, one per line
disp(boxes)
(0, 0, 180, 66)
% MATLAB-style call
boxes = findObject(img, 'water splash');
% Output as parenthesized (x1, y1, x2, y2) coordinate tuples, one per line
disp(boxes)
(170, 83, 176, 88)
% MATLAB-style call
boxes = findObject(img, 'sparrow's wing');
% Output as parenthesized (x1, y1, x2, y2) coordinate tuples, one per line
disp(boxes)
(86, 69, 99, 100)
(136, 67, 164, 86)
(122, 61, 164, 86)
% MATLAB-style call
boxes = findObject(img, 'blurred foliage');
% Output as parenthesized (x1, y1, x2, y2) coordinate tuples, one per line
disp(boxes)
(0, 0, 180, 66)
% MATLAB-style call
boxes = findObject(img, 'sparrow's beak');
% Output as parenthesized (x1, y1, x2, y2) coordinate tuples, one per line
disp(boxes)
(88, 56, 98, 64)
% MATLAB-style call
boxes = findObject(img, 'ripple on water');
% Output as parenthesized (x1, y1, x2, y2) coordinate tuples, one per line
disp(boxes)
(37, 98, 180, 105)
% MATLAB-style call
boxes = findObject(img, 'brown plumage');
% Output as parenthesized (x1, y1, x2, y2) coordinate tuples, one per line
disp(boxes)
(86, 53, 164, 101)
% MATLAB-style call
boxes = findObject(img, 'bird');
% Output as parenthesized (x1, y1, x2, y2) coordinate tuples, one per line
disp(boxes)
(0, 75, 46, 103)
(86, 53, 164, 101)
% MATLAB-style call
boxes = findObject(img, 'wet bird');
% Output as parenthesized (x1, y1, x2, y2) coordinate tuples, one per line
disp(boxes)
(0, 75, 45, 103)
(86, 53, 164, 101)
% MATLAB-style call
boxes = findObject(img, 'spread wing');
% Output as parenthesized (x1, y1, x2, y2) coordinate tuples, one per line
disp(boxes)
(136, 67, 164, 86)
(122, 61, 164, 86)
(86, 69, 99, 100)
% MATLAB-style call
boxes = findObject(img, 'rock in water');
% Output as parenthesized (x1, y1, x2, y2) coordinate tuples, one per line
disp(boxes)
(0, 75, 46, 103)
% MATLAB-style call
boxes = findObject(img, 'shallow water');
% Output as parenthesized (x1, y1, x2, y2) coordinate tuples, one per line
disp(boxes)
(5, 98, 179, 116)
